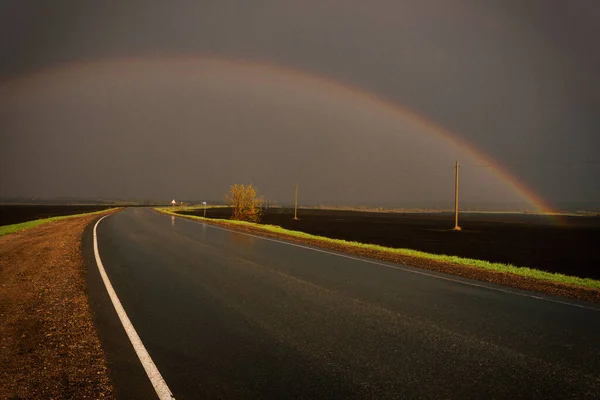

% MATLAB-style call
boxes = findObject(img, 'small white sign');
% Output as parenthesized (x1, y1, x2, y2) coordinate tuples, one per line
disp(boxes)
(171, 199, 176, 204)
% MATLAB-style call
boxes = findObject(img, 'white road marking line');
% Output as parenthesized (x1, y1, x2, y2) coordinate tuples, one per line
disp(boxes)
(174, 215, 600, 312)
(94, 215, 176, 400)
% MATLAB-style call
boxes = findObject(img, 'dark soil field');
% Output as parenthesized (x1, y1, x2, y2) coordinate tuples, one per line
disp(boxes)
(0, 205, 115, 226)
(180, 207, 600, 280)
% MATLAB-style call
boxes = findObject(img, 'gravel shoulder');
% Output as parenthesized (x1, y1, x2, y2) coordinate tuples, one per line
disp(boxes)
(0, 212, 116, 399)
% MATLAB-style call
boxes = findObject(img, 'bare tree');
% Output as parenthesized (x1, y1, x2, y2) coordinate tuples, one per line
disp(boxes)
(225, 183, 264, 222)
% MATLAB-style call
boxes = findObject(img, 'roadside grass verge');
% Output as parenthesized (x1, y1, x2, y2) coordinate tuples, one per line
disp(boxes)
(156, 207, 600, 291)
(0, 208, 120, 237)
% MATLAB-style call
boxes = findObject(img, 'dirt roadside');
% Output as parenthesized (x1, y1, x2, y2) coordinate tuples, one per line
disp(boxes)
(0, 213, 116, 399)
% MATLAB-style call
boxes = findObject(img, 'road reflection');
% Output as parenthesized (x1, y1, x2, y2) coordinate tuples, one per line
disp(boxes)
(227, 230, 256, 250)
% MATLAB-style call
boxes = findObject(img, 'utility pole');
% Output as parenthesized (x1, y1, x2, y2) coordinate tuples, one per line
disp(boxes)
(454, 161, 461, 231)
(294, 183, 299, 220)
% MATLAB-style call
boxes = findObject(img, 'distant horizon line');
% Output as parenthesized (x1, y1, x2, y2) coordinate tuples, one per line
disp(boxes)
(1, 198, 598, 214)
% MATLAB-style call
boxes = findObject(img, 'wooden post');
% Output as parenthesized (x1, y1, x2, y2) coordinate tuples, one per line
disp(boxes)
(294, 183, 299, 220)
(454, 161, 461, 231)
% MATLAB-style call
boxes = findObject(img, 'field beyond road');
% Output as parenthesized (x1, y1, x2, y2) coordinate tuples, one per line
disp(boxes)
(179, 207, 600, 281)
(0, 205, 119, 226)
(0, 212, 114, 399)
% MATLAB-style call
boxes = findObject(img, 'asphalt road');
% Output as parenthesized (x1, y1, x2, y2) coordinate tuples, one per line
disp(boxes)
(85, 208, 600, 399)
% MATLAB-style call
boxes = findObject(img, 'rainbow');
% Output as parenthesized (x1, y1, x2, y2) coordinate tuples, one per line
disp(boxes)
(0, 54, 556, 214)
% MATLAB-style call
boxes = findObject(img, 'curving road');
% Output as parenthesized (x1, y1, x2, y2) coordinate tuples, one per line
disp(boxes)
(84, 208, 600, 399)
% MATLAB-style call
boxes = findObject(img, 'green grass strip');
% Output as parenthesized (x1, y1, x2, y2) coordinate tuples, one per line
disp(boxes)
(156, 207, 600, 290)
(0, 208, 119, 237)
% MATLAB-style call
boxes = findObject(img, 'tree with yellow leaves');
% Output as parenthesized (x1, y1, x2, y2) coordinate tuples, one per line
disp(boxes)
(225, 183, 264, 222)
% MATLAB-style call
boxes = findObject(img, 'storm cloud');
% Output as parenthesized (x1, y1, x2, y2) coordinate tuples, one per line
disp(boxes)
(1, 0, 598, 210)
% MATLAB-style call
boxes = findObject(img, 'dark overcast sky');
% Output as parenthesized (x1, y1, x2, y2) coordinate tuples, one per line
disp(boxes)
(0, 0, 598, 209)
